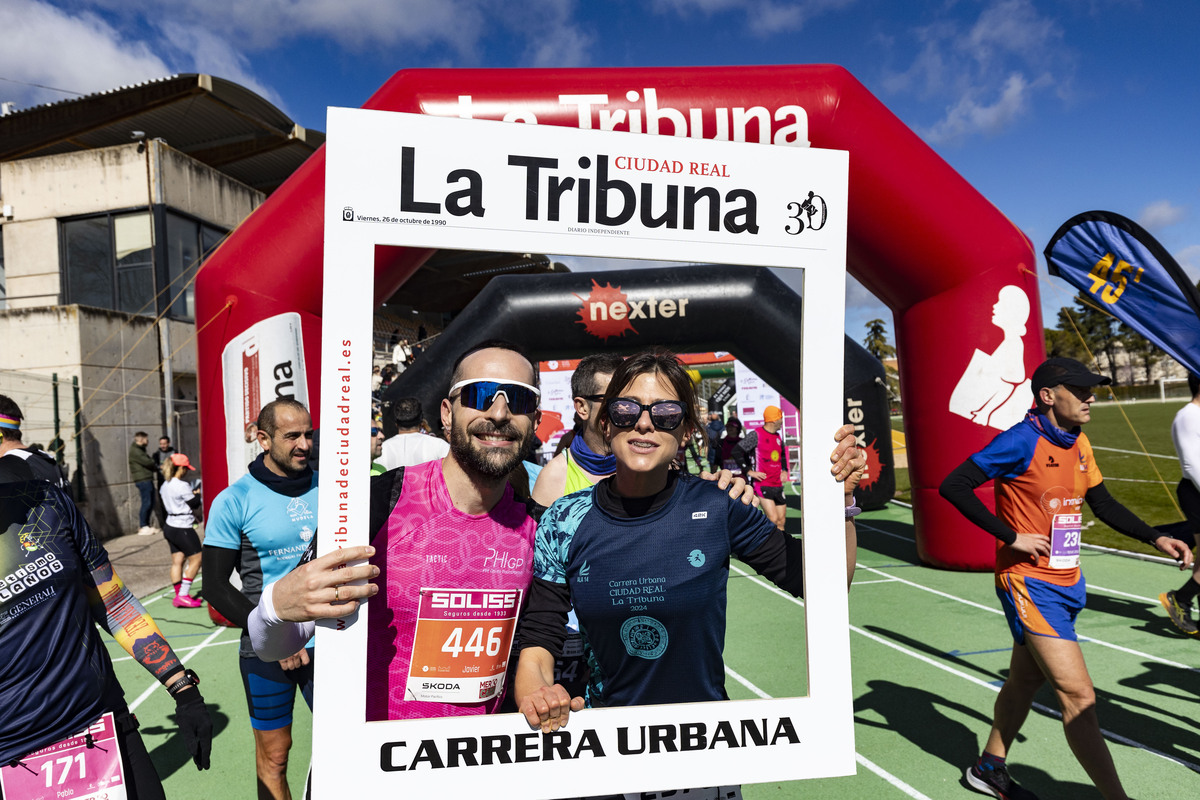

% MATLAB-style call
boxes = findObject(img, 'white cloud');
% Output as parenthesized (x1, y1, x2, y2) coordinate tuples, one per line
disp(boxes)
(1176, 244, 1200, 283)
(506, 0, 595, 68)
(923, 72, 1040, 144)
(650, 0, 856, 35)
(0, 0, 172, 109)
(883, 0, 1073, 144)
(157, 22, 288, 110)
(1137, 200, 1186, 231)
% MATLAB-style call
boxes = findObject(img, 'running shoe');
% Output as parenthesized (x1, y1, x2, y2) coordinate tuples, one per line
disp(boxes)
(1159, 591, 1198, 635)
(173, 593, 203, 608)
(965, 763, 1039, 800)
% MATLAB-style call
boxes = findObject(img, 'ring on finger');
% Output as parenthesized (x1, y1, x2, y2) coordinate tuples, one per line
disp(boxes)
(334, 585, 340, 602)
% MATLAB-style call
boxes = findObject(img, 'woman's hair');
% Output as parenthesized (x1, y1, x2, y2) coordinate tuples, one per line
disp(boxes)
(599, 348, 702, 434)
(161, 459, 180, 482)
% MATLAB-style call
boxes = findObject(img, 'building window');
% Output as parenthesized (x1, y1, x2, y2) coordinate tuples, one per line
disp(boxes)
(62, 211, 154, 315)
(60, 210, 224, 320)
(165, 212, 225, 322)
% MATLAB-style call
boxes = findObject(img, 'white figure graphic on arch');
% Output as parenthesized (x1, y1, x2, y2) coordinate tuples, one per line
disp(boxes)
(949, 285, 1032, 430)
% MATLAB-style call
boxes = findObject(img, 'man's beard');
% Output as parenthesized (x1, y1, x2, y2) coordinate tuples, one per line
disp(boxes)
(449, 416, 531, 479)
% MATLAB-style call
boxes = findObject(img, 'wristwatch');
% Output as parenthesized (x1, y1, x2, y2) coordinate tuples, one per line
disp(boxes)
(165, 669, 200, 696)
(844, 498, 862, 520)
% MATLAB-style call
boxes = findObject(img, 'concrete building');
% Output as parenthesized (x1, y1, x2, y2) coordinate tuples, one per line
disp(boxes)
(0, 74, 322, 537)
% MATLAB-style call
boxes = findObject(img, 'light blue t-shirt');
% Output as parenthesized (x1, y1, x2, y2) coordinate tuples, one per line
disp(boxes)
(206, 469, 318, 655)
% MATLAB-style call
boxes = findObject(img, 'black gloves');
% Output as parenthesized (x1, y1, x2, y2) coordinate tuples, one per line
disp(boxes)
(173, 689, 213, 770)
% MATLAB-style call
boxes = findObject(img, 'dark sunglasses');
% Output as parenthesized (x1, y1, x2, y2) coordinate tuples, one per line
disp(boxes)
(449, 379, 540, 414)
(370, 427, 381, 436)
(606, 397, 687, 431)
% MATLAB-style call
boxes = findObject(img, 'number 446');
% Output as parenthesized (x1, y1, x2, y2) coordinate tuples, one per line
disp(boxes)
(441, 626, 503, 658)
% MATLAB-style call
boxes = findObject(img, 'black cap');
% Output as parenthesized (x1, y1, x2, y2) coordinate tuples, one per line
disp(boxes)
(1031, 357, 1111, 395)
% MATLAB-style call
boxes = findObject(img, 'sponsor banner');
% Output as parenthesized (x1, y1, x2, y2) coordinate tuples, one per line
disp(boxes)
(221, 312, 308, 482)
(537, 366, 576, 454)
(1046, 211, 1200, 377)
(734, 361, 780, 430)
(317, 108, 851, 798)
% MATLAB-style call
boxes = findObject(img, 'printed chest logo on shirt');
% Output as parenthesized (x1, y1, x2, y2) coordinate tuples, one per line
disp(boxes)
(286, 497, 313, 522)
(620, 616, 669, 660)
(1040, 490, 1082, 515)
(0, 552, 64, 602)
(480, 547, 525, 573)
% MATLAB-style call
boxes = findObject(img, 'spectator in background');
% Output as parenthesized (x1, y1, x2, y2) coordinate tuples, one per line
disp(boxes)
(160, 454, 204, 608)
(370, 424, 387, 476)
(151, 436, 176, 531)
(706, 410, 725, 473)
(128, 431, 159, 536)
(153, 436, 176, 470)
(371, 366, 383, 396)
(392, 339, 412, 373)
(733, 406, 791, 533)
(377, 397, 448, 471)
(719, 418, 744, 475)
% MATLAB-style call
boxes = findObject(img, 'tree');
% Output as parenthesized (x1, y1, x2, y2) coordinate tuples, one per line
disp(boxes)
(1057, 294, 1122, 384)
(862, 318, 896, 361)
(1044, 326, 1086, 361)
(1117, 322, 1163, 383)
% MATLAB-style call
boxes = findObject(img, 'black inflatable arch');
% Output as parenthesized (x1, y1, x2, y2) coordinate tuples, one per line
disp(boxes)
(383, 263, 894, 508)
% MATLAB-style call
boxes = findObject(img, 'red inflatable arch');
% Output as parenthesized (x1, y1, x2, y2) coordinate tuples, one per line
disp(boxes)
(195, 65, 1044, 571)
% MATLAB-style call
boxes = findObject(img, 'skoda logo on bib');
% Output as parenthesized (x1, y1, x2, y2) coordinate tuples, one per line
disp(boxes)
(621, 616, 668, 659)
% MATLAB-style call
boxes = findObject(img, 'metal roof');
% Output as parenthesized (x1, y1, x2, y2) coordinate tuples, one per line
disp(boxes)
(0, 74, 323, 194)
(384, 250, 569, 312)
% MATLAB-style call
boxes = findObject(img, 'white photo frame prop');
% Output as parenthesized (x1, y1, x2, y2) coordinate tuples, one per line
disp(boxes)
(317, 107, 850, 798)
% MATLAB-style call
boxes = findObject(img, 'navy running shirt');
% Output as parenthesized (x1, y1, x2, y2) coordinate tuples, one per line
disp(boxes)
(533, 476, 776, 708)
(0, 480, 125, 764)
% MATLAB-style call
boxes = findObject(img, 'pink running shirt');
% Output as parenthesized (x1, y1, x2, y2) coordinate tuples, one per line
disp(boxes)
(365, 459, 536, 721)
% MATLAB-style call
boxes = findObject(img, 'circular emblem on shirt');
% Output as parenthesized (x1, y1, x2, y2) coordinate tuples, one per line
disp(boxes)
(620, 616, 668, 660)
(770, 450, 780, 462)
(687, 549, 706, 567)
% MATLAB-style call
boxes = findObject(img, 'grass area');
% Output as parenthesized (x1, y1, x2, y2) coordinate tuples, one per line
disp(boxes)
(889, 400, 1189, 556)
(1079, 400, 1185, 555)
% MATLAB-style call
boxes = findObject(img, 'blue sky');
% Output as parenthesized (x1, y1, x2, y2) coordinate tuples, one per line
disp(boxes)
(2, 0, 1197, 346)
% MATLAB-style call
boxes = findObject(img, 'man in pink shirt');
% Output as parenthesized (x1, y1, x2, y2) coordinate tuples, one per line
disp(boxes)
(250, 340, 540, 720)
(733, 405, 791, 532)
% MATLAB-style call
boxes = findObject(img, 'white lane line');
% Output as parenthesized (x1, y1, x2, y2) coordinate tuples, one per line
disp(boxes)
(127, 626, 232, 712)
(730, 567, 1200, 774)
(1086, 583, 1158, 604)
(853, 523, 1194, 671)
(1091, 446, 1175, 459)
(723, 665, 934, 799)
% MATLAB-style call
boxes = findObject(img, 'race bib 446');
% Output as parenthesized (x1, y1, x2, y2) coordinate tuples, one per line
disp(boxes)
(407, 588, 522, 703)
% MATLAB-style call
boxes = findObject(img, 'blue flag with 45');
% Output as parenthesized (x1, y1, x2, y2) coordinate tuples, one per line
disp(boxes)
(1045, 210, 1200, 377)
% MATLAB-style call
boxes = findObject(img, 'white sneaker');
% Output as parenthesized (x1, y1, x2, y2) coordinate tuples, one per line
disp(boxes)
(136, 526, 155, 536)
